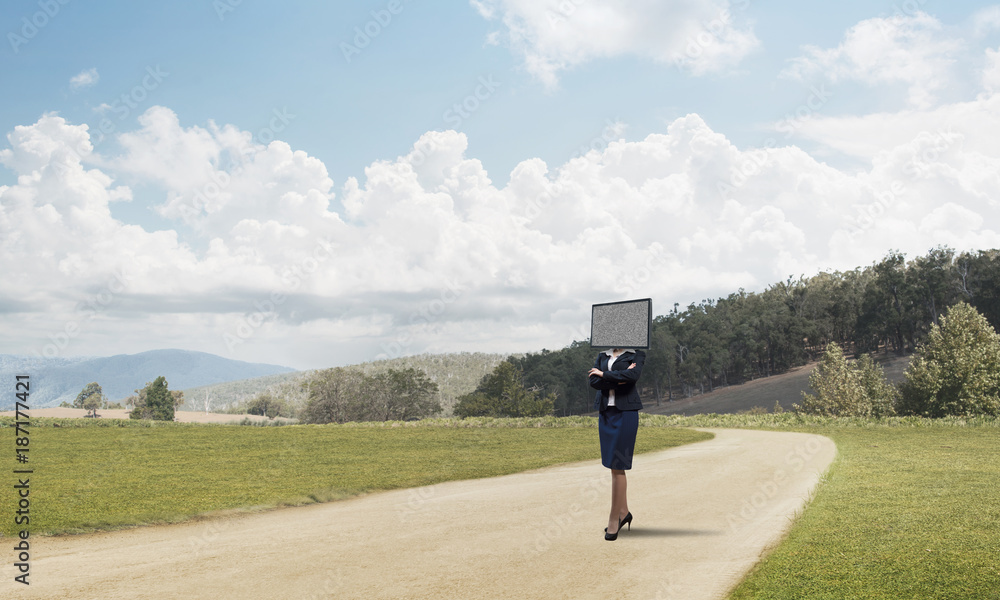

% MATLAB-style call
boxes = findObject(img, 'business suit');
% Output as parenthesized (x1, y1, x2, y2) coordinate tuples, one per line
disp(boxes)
(589, 348, 645, 540)
(589, 349, 645, 470)
(590, 349, 645, 412)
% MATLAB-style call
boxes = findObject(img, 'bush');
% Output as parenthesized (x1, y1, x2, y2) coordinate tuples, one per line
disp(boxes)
(796, 344, 898, 417)
(855, 354, 898, 418)
(898, 303, 1000, 417)
(453, 361, 555, 418)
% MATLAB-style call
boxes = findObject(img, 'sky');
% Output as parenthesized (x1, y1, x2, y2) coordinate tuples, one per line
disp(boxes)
(2, 0, 1000, 371)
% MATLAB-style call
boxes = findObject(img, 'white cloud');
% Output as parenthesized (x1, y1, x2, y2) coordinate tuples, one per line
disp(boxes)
(983, 46, 1000, 92)
(783, 91, 1000, 161)
(471, 0, 758, 87)
(2, 106, 999, 369)
(69, 68, 99, 91)
(114, 106, 341, 242)
(783, 12, 962, 109)
(469, 0, 496, 19)
(972, 5, 1000, 37)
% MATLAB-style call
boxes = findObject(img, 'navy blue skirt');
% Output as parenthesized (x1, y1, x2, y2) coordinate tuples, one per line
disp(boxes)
(599, 406, 638, 470)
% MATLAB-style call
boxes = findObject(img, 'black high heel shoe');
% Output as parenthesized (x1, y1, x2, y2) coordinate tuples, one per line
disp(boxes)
(605, 512, 633, 541)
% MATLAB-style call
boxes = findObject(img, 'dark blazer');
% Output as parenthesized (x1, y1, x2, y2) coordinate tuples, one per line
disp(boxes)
(590, 349, 645, 412)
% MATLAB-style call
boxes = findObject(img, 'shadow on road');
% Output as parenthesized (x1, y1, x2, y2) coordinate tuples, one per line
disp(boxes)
(623, 527, 723, 537)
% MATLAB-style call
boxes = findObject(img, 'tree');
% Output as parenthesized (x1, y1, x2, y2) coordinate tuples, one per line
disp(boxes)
(957, 249, 1000, 331)
(129, 376, 175, 421)
(453, 361, 555, 418)
(74, 382, 105, 417)
(170, 390, 185, 410)
(859, 251, 915, 353)
(300, 367, 441, 424)
(367, 368, 441, 422)
(898, 303, 1000, 417)
(907, 246, 958, 328)
(513, 341, 595, 415)
(301, 368, 359, 424)
(82, 393, 103, 418)
(796, 343, 897, 417)
(645, 323, 678, 403)
(245, 392, 291, 419)
(797, 344, 868, 416)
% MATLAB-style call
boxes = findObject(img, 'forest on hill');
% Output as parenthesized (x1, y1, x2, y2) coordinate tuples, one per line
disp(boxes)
(515, 247, 1000, 416)
(185, 351, 508, 414)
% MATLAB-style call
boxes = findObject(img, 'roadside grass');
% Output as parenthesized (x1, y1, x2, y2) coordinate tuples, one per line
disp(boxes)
(650, 413, 1000, 600)
(6, 412, 998, 598)
(0, 416, 710, 536)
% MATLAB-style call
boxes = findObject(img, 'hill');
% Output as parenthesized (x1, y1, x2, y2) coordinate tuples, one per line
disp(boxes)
(181, 351, 510, 414)
(642, 354, 911, 416)
(0, 350, 295, 409)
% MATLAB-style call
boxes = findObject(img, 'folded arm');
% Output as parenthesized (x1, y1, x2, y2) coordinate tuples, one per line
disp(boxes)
(600, 350, 645, 384)
(588, 355, 616, 390)
(587, 350, 645, 388)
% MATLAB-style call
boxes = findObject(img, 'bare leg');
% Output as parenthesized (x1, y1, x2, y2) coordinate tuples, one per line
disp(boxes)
(615, 469, 629, 521)
(607, 469, 629, 533)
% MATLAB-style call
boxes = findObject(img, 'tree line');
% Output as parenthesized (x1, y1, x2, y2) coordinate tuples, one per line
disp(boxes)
(513, 246, 1000, 415)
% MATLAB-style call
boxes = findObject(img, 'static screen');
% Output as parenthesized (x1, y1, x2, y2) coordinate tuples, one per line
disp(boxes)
(590, 298, 652, 349)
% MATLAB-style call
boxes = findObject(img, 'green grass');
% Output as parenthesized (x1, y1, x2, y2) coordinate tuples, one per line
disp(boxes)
(7, 412, 998, 598)
(654, 413, 1000, 600)
(0, 416, 710, 536)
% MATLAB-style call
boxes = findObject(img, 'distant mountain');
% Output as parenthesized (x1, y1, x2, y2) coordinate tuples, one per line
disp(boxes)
(0, 350, 296, 409)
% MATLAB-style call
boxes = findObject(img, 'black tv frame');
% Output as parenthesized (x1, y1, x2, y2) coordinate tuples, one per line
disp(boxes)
(590, 298, 652, 349)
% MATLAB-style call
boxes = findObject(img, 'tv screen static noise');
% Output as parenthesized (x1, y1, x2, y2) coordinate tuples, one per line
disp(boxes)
(590, 298, 652, 349)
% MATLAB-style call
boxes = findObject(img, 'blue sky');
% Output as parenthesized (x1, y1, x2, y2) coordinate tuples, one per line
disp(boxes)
(5, 0, 970, 190)
(3, 1, 1000, 370)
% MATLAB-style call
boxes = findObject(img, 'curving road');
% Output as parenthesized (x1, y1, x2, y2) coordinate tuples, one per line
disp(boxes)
(4, 429, 835, 600)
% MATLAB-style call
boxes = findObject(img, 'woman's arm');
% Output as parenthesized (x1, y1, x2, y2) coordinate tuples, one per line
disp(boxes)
(600, 350, 645, 384)
(588, 355, 616, 390)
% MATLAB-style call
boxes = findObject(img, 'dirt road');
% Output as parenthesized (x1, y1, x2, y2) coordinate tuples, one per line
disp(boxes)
(4, 429, 835, 599)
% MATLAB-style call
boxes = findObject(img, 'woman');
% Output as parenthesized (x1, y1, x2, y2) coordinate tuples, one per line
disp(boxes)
(588, 347, 645, 541)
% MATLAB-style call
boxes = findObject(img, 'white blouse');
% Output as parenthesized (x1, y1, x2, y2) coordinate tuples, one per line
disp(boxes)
(604, 349, 633, 407)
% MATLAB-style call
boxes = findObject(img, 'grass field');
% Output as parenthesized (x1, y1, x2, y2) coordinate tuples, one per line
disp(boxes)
(729, 426, 1000, 600)
(0, 416, 710, 536)
(662, 413, 1000, 600)
(4, 412, 998, 598)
